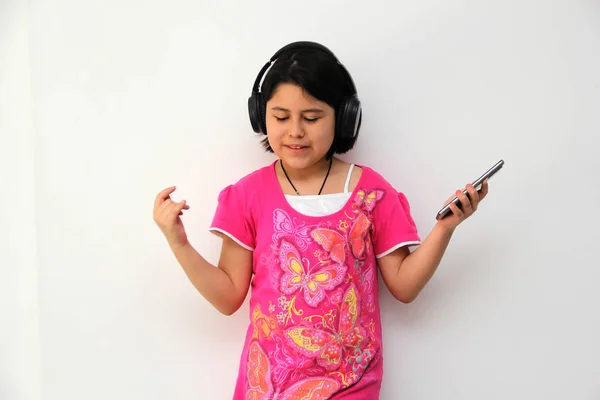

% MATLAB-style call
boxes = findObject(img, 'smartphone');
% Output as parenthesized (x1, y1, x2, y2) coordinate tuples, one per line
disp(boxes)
(436, 159, 504, 220)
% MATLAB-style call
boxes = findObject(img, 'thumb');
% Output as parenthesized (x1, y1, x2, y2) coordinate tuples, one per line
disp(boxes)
(443, 194, 456, 206)
(177, 200, 189, 211)
(170, 200, 189, 217)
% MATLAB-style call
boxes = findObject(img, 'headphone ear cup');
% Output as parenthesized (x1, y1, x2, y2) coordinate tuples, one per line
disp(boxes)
(248, 93, 267, 134)
(257, 93, 267, 134)
(248, 94, 261, 133)
(337, 95, 362, 139)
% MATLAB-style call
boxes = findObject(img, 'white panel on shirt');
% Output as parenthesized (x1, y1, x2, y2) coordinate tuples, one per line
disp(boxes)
(284, 164, 355, 217)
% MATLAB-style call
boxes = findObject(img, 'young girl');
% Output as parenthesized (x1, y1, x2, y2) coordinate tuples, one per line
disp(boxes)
(153, 41, 489, 399)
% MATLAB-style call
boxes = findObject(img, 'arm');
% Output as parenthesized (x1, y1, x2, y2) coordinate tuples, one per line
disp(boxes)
(378, 181, 489, 303)
(378, 224, 454, 303)
(153, 186, 253, 316)
(169, 236, 252, 316)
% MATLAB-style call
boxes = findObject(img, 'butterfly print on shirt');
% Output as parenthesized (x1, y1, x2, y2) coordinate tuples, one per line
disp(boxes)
(284, 284, 369, 372)
(247, 340, 340, 400)
(279, 240, 347, 308)
(353, 189, 384, 213)
(272, 209, 312, 251)
(310, 211, 372, 265)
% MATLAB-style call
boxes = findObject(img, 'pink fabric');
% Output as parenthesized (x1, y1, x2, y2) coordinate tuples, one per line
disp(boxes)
(210, 161, 420, 399)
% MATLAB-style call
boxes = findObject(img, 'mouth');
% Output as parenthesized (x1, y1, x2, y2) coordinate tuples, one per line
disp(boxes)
(285, 145, 309, 150)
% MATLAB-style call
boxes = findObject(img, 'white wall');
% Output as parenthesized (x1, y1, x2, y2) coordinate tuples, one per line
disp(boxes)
(0, 1, 40, 400)
(3, 0, 599, 399)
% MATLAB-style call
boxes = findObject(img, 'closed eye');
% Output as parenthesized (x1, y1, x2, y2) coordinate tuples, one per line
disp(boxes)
(273, 116, 320, 122)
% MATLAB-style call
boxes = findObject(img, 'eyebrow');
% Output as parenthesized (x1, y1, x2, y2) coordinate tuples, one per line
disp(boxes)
(271, 106, 325, 113)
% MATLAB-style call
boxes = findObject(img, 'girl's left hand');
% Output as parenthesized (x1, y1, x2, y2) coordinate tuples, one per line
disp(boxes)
(437, 180, 489, 231)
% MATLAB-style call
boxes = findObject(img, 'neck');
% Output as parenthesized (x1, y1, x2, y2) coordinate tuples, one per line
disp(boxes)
(279, 157, 334, 182)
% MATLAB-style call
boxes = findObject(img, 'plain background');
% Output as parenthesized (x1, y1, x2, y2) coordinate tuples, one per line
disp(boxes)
(2, 0, 599, 399)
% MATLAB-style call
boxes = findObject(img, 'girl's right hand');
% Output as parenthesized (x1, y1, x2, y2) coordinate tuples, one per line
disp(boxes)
(153, 186, 191, 247)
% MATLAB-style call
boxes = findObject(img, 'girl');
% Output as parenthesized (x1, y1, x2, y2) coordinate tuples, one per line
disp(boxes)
(153, 41, 489, 399)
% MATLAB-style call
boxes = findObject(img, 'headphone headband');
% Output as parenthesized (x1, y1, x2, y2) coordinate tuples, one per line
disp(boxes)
(251, 41, 357, 95)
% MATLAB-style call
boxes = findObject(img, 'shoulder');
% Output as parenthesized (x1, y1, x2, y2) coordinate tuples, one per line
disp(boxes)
(232, 162, 274, 188)
(218, 161, 275, 199)
(352, 164, 415, 215)
(355, 164, 397, 192)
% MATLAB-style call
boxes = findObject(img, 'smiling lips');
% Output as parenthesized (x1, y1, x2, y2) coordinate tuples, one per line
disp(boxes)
(285, 145, 309, 155)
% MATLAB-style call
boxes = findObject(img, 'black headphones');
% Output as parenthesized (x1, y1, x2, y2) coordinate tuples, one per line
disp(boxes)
(248, 41, 362, 140)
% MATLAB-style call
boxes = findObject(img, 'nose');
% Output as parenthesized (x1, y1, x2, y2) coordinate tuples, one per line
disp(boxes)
(289, 117, 305, 138)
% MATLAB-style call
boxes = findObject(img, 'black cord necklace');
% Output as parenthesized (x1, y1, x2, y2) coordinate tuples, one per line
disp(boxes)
(280, 157, 333, 196)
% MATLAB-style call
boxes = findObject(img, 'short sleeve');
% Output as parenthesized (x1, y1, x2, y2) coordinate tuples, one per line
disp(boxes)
(209, 184, 256, 251)
(372, 190, 421, 258)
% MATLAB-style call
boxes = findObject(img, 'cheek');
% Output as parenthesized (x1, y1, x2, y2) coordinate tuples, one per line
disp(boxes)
(315, 120, 336, 145)
(265, 122, 283, 140)
(265, 123, 285, 153)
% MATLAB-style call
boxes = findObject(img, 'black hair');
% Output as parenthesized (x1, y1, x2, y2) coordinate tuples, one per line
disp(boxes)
(259, 48, 360, 159)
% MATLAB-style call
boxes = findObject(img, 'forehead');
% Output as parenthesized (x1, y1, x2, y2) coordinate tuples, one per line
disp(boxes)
(268, 83, 330, 109)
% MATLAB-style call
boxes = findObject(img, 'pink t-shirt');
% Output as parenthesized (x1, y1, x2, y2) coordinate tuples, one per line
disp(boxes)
(210, 161, 420, 399)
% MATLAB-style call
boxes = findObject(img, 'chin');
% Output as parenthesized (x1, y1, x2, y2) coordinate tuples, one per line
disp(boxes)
(279, 157, 314, 170)
(276, 146, 330, 169)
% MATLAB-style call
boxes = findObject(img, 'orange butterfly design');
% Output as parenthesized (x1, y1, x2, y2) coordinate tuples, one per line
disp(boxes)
(311, 212, 372, 265)
(354, 189, 384, 212)
(246, 340, 340, 400)
(285, 284, 368, 371)
(279, 240, 347, 307)
(251, 304, 278, 341)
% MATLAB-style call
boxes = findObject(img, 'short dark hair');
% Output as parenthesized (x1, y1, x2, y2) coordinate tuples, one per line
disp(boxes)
(258, 47, 360, 158)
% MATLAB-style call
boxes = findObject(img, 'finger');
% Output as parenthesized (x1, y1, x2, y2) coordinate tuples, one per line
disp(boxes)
(456, 189, 472, 215)
(154, 199, 175, 223)
(178, 202, 190, 215)
(154, 186, 176, 208)
(158, 196, 175, 213)
(465, 184, 479, 210)
(443, 193, 457, 207)
(479, 180, 489, 200)
(449, 201, 464, 219)
(158, 194, 189, 214)
(157, 198, 181, 216)
(170, 200, 188, 217)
